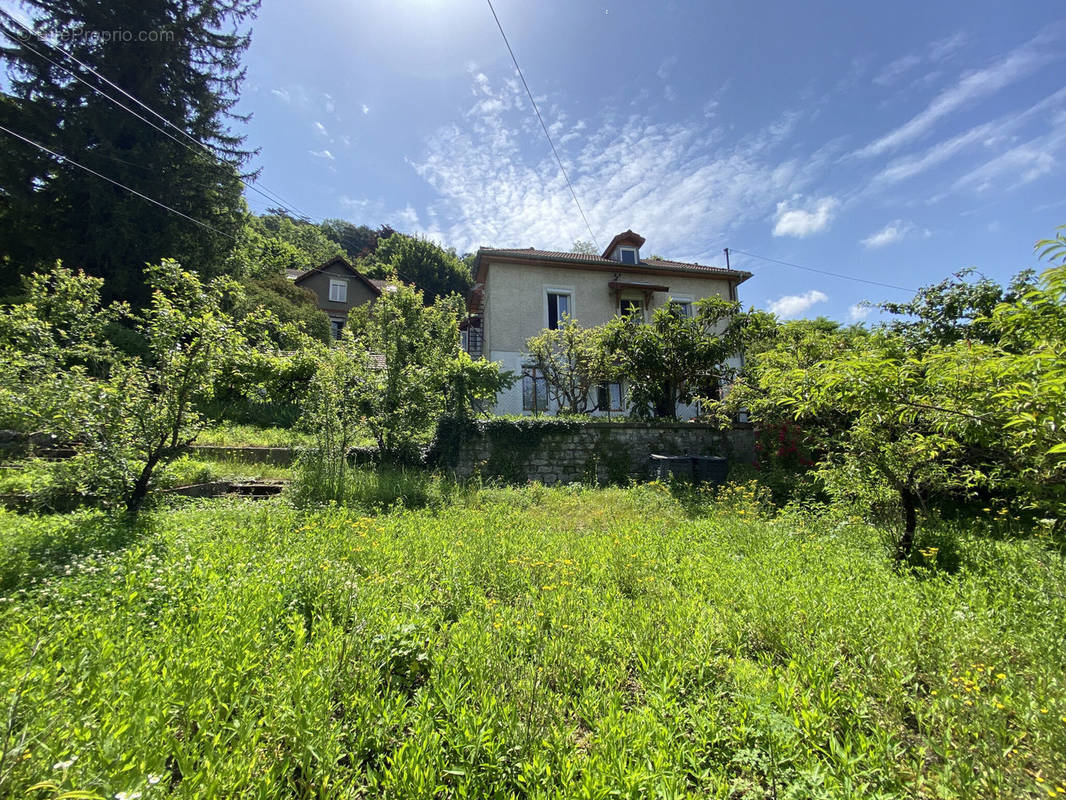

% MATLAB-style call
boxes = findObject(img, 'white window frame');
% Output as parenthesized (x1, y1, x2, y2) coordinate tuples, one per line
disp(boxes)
(618, 246, 639, 265)
(328, 279, 348, 303)
(543, 285, 575, 330)
(521, 363, 549, 413)
(596, 381, 624, 413)
(669, 294, 694, 318)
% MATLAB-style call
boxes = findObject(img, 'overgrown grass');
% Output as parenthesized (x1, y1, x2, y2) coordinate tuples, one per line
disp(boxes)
(161, 455, 293, 485)
(0, 486, 1063, 798)
(288, 462, 454, 511)
(194, 422, 312, 449)
(0, 457, 291, 501)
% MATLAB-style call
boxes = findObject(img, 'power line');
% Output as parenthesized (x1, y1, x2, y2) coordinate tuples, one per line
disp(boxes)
(484, 0, 598, 250)
(0, 9, 313, 222)
(0, 122, 236, 240)
(728, 248, 918, 294)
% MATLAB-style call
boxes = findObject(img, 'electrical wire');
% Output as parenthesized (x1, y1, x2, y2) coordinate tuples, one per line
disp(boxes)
(728, 248, 917, 293)
(0, 122, 236, 240)
(0, 9, 314, 222)
(485, 0, 598, 250)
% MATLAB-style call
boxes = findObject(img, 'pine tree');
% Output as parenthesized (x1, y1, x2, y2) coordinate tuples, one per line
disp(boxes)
(0, 0, 260, 302)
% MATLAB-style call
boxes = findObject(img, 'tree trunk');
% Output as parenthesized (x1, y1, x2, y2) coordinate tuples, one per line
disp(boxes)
(896, 486, 917, 563)
(125, 453, 160, 517)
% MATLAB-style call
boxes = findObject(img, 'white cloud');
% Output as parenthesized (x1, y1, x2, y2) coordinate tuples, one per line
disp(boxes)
(772, 197, 838, 238)
(324, 93, 335, 114)
(362, 104, 370, 115)
(857, 34, 1053, 158)
(268, 85, 310, 109)
(848, 303, 871, 322)
(953, 128, 1064, 193)
(402, 71, 824, 254)
(657, 56, 678, 81)
(873, 32, 967, 87)
(874, 53, 922, 87)
(314, 121, 327, 135)
(767, 290, 829, 319)
(870, 86, 1066, 187)
(861, 219, 918, 248)
(928, 31, 968, 62)
(310, 149, 334, 160)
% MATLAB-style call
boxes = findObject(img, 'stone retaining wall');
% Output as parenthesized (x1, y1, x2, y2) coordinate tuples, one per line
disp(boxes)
(444, 422, 754, 485)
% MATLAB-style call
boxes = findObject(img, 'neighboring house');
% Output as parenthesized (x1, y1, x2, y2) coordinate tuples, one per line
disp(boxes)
(465, 230, 752, 416)
(285, 256, 391, 337)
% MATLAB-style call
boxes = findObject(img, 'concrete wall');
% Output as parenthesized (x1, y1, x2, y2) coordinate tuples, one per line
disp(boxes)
(444, 421, 755, 485)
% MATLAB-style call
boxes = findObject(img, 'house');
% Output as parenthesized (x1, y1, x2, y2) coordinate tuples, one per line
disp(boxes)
(465, 230, 752, 416)
(285, 256, 391, 338)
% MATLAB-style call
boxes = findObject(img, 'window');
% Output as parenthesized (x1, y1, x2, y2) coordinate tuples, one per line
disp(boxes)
(328, 279, 348, 303)
(619, 297, 644, 320)
(546, 290, 571, 330)
(330, 318, 344, 339)
(596, 382, 623, 412)
(522, 365, 548, 412)
(669, 297, 694, 318)
(618, 246, 638, 265)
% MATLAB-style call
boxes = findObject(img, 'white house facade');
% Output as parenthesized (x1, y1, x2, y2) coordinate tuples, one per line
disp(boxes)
(464, 230, 752, 417)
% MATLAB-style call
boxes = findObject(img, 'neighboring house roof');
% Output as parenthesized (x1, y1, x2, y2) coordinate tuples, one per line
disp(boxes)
(473, 246, 752, 283)
(291, 256, 382, 296)
(368, 278, 398, 292)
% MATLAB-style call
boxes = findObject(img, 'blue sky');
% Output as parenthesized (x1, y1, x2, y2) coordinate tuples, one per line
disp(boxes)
(236, 1, 1066, 321)
(8, 1, 1066, 320)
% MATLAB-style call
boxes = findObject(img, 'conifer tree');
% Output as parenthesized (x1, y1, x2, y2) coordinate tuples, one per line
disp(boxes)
(0, 0, 260, 302)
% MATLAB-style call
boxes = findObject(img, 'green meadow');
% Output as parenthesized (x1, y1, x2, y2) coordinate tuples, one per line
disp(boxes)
(0, 485, 1063, 799)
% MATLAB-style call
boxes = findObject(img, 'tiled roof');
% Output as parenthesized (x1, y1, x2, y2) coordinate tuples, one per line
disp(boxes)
(478, 247, 750, 279)
(368, 278, 396, 291)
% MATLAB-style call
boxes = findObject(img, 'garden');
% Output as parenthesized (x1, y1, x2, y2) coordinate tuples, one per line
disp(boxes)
(1, 485, 1064, 798)
(0, 229, 1063, 798)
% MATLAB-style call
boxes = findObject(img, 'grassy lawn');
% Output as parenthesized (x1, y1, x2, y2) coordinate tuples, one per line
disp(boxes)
(0, 485, 1063, 798)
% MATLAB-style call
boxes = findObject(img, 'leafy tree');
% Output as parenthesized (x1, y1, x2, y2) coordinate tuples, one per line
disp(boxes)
(441, 350, 516, 421)
(236, 273, 330, 343)
(343, 285, 506, 460)
(0, 0, 260, 303)
(365, 234, 472, 303)
(294, 332, 373, 503)
(734, 232, 1066, 555)
(226, 211, 345, 278)
(525, 317, 615, 415)
(604, 297, 749, 419)
(1036, 224, 1066, 265)
(0, 262, 251, 514)
(877, 268, 1036, 350)
(320, 218, 379, 261)
(755, 330, 978, 560)
(571, 240, 598, 255)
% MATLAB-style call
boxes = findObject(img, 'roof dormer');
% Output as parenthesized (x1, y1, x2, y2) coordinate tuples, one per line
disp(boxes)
(602, 230, 646, 265)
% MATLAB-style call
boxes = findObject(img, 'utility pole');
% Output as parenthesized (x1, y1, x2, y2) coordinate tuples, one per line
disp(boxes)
(723, 247, 730, 269)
